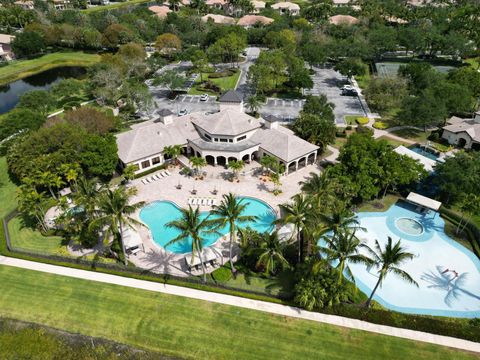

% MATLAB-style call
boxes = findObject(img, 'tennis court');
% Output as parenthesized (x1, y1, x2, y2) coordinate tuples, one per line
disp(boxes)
(375, 62, 456, 77)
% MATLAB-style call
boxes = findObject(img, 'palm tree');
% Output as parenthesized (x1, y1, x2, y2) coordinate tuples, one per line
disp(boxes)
(190, 156, 207, 177)
(246, 95, 261, 115)
(163, 145, 183, 166)
(209, 194, 257, 275)
(319, 228, 373, 284)
(190, 0, 206, 14)
(74, 176, 103, 219)
(255, 231, 289, 275)
(364, 237, 418, 308)
(166, 206, 212, 282)
(227, 159, 244, 180)
(319, 207, 361, 239)
(93, 186, 145, 265)
(169, 0, 182, 11)
(279, 194, 311, 263)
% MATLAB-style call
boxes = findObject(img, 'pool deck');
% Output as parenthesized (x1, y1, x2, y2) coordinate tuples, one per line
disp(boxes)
(127, 160, 322, 276)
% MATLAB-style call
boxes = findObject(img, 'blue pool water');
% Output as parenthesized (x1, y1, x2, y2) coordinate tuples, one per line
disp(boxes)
(320, 202, 480, 318)
(140, 197, 276, 254)
(408, 145, 439, 161)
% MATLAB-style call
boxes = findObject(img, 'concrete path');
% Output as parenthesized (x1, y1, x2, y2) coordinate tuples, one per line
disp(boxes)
(0, 255, 478, 353)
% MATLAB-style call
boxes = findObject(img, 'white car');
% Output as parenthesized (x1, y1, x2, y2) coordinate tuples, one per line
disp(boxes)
(178, 109, 188, 116)
(200, 94, 208, 102)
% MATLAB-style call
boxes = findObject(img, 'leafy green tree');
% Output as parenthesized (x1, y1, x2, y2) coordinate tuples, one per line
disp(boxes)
(63, 107, 115, 135)
(254, 231, 289, 275)
(17, 185, 49, 233)
(227, 159, 244, 180)
(80, 134, 118, 178)
(0, 108, 44, 143)
(368, 25, 398, 58)
(432, 81, 474, 115)
(93, 186, 145, 265)
(302, 94, 335, 117)
(166, 206, 212, 282)
(364, 76, 408, 113)
(334, 58, 366, 80)
(11, 31, 45, 57)
(246, 95, 261, 115)
(319, 228, 373, 284)
(287, 59, 313, 93)
(153, 70, 186, 95)
(50, 79, 85, 103)
(301, 42, 327, 67)
(292, 112, 336, 149)
(191, 50, 209, 82)
(398, 89, 447, 131)
(102, 23, 136, 48)
(448, 66, 480, 98)
(17, 90, 55, 117)
(209, 193, 257, 275)
(398, 62, 442, 93)
(303, 0, 333, 22)
(364, 237, 418, 308)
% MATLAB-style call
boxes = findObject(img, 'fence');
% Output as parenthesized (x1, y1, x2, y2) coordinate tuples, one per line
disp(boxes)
(1, 210, 285, 301)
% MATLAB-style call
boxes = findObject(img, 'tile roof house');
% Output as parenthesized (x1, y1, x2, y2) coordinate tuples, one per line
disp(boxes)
(148, 5, 172, 18)
(0, 34, 15, 62)
(441, 113, 480, 150)
(328, 14, 359, 25)
(237, 15, 274, 27)
(14, 0, 34, 9)
(205, 0, 227, 9)
(271, 2, 300, 16)
(251, 0, 265, 13)
(201, 14, 236, 24)
(116, 99, 319, 175)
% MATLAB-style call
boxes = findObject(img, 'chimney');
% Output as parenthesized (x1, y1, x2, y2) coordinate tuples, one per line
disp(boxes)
(474, 111, 480, 123)
(156, 108, 174, 125)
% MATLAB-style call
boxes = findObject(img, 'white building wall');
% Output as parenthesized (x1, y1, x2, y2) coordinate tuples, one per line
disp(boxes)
(441, 130, 473, 148)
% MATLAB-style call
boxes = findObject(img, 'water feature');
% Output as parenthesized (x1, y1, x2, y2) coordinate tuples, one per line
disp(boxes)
(408, 144, 440, 161)
(139, 197, 276, 254)
(0, 66, 86, 114)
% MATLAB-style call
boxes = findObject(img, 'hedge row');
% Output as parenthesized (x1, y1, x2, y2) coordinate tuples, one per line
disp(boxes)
(0, 214, 478, 343)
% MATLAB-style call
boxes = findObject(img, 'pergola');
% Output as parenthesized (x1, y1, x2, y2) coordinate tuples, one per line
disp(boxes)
(406, 192, 442, 212)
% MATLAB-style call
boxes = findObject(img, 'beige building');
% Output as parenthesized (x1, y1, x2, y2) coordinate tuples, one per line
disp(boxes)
(14, 0, 34, 9)
(201, 14, 236, 24)
(271, 2, 300, 16)
(0, 34, 15, 62)
(441, 112, 480, 150)
(116, 91, 319, 175)
(148, 5, 172, 18)
(328, 14, 359, 25)
(251, 0, 265, 13)
(237, 14, 274, 27)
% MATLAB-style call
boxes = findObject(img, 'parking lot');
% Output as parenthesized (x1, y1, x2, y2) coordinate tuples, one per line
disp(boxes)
(305, 66, 365, 124)
(148, 94, 220, 118)
(259, 98, 306, 123)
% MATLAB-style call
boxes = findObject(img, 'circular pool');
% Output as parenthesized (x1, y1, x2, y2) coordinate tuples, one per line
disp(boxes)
(395, 218, 424, 236)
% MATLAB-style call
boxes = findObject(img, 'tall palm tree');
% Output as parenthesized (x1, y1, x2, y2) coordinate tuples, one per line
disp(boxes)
(319, 228, 373, 284)
(255, 231, 289, 275)
(227, 159, 244, 180)
(166, 206, 212, 282)
(163, 144, 183, 165)
(246, 95, 261, 115)
(74, 176, 103, 219)
(364, 237, 418, 308)
(279, 194, 311, 263)
(319, 207, 362, 239)
(190, 156, 207, 176)
(209, 194, 257, 275)
(94, 186, 145, 265)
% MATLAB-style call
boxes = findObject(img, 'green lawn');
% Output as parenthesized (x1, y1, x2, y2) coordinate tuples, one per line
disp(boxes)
(357, 194, 401, 213)
(465, 58, 479, 70)
(377, 135, 412, 148)
(189, 70, 241, 95)
(0, 157, 17, 218)
(0, 52, 101, 86)
(219, 271, 295, 298)
(7, 216, 64, 255)
(81, 0, 151, 13)
(0, 266, 475, 360)
(389, 128, 451, 152)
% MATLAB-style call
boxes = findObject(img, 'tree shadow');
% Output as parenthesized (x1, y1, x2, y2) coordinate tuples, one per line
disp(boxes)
(420, 266, 480, 307)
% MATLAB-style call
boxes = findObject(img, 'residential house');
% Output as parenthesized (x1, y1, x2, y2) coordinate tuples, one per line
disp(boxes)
(328, 14, 359, 25)
(201, 14, 236, 24)
(13, 0, 34, 10)
(148, 5, 172, 18)
(441, 112, 480, 150)
(271, 2, 300, 16)
(205, 0, 227, 10)
(0, 34, 15, 62)
(237, 14, 274, 28)
(251, 0, 265, 13)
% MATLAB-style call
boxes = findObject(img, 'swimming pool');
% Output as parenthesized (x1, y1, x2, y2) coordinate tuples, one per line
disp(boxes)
(320, 202, 480, 318)
(140, 197, 276, 254)
(408, 145, 439, 161)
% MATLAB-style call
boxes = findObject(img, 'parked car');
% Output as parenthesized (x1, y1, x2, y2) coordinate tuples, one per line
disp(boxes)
(341, 85, 358, 96)
(200, 94, 209, 102)
(178, 109, 188, 116)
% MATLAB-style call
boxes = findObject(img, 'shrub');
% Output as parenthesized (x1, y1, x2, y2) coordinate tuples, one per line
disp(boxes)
(211, 265, 232, 282)
(208, 69, 235, 78)
(428, 131, 440, 142)
(355, 117, 369, 125)
(373, 121, 389, 130)
(346, 125, 352, 131)
(355, 125, 374, 136)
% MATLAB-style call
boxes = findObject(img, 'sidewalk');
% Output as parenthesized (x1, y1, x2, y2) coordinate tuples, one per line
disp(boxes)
(0, 255, 478, 353)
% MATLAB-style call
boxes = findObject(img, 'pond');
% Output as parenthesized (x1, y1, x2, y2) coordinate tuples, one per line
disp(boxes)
(0, 66, 87, 115)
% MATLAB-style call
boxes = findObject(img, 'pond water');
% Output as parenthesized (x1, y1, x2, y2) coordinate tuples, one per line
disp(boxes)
(0, 66, 87, 115)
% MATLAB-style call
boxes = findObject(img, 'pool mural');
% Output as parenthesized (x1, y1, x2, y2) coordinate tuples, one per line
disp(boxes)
(323, 201, 480, 318)
(139, 197, 276, 254)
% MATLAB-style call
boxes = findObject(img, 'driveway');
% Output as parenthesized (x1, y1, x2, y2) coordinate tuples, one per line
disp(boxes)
(306, 66, 365, 125)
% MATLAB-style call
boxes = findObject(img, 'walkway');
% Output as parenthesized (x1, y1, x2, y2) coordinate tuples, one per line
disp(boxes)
(0, 255, 478, 353)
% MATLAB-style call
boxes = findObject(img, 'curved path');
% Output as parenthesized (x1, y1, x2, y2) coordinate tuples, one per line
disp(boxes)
(0, 255, 478, 353)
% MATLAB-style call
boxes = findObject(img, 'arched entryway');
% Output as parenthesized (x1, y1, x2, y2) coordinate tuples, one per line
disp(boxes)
(205, 155, 215, 165)
(457, 138, 467, 148)
(288, 162, 296, 174)
(216, 156, 226, 166)
(307, 153, 316, 165)
(242, 154, 250, 163)
(228, 156, 237, 163)
(298, 157, 307, 169)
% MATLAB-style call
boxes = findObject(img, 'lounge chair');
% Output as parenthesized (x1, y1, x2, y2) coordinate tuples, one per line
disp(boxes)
(145, 177, 151, 183)
(165, 170, 171, 176)
(141, 179, 147, 185)
(202, 198, 208, 206)
(153, 174, 161, 180)
(192, 198, 198, 205)
(207, 198, 213, 206)
(211, 199, 217, 206)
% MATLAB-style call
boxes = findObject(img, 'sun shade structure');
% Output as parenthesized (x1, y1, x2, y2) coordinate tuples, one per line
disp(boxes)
(406, 192, 442, 212)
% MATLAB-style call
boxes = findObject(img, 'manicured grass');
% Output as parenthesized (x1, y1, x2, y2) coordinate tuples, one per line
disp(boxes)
(465, 58, 479, 70)
(344, 115, 369, 125)
(0, 157, 17, 218)
(189, 70, 241, 95)
(377, 135, 412, 148)
(81, 0, 151, 13)
(389, 128, 451, 152)
(333, 136, 348, 149)
(0, 52, 101, 86)
(357, 194, 401, 213)
(7, 216, 64, 255)
(0, 266, 476, 360)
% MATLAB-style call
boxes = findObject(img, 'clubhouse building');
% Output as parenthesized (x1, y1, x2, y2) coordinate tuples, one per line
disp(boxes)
(116, 91, 319, 175)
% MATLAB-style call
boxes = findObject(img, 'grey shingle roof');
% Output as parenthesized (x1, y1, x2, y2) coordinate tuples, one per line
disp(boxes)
(219, 90, 243, 103)
(443, 117, 480, 142)
(157, 108, 173, 116)
(192, 109, 261, 136)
